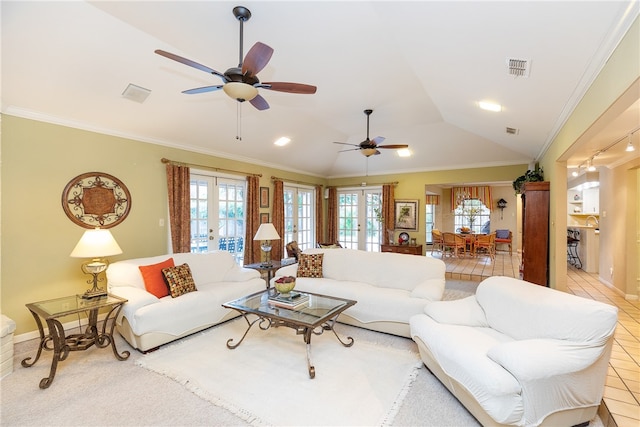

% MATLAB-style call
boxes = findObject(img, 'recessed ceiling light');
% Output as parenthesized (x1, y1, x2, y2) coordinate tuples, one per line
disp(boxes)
(478, 101, 502, 112)
(274, 137, 291, 147)
(397, 149, 411, 157)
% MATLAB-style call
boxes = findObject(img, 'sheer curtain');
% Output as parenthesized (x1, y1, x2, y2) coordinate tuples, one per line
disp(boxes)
(166, 163, 191, 253)
(327, 187, 338, 243)
(272, 180, 284, 263)
(244, 175, 261, 265)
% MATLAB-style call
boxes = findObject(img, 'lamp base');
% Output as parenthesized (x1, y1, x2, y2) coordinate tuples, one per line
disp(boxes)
(81, 289, 107, 299)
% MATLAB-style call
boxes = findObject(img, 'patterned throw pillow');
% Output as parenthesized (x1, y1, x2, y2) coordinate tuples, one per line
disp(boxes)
(297, 253, 324, 278)
(138, 258, 175, 298)
(162, 263, 197, 298)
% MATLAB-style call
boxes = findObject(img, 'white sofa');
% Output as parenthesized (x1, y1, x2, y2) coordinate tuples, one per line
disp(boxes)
(410, 276, 618, 427)
(107, 251, 265, 352)
(273, 248, 446, 337)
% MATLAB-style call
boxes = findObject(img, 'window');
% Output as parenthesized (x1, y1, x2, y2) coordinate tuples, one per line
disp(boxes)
(453, 199, 490, 233)
(190, 173, 246, 264)
(425, 203, 435, 243)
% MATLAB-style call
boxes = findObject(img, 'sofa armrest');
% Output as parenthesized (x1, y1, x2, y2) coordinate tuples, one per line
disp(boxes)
(274, 264, 298, 277)
(423, 296, 489, 327)
(223, 266, 261, 282)
(410, 278, 445, 300)
(487, 338, 607, 380)
(109, 286, 159, 322)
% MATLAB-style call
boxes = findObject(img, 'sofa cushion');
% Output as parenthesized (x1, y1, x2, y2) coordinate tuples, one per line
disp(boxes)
(138, 258, 174, 298)
(297, 253, 324, 278)
(476, 276, 618, 342)
(162, 263, 198, 297)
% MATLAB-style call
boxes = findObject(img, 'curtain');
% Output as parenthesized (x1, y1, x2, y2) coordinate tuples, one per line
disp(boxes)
(425, 195, 440, 205)
(315, 185, 324, 244)
(166, 163, 191, 253)
(244, 175, 260, 265)
(327, 187, 338, 243)
(382, 184, 395, 245)
(272, 180, 284, 262)
(451, 186, 493, 211)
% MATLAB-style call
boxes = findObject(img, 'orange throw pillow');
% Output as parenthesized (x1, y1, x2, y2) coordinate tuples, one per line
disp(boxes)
(138, 258, 175, 298)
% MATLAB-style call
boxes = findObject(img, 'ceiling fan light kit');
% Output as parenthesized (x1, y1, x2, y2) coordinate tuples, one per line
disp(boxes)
(154, 5, 316, 112)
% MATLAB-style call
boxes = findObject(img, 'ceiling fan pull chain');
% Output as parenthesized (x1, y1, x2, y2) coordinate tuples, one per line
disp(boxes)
(236, 102, 242, 141)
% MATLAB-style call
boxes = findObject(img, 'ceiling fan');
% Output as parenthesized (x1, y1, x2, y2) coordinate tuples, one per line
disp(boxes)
(154, 5, 316, 111)
(334, 109, 409, 157)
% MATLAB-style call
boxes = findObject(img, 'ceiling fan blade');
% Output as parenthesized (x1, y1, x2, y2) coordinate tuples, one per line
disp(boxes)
(242, 42, 273, 77)
(249, 94, 270, 110)
(339, 148, 361, 153)
(371, 136, 385, 145)
(260, 82, 317, 94)
(182, 85, 224, 95)
(155, 49, 226, 81)
(333, 142, 360, 147)
(378, 144, 409, 149)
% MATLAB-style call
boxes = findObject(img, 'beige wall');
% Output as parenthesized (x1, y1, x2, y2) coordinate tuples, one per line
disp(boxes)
(539, 16, 639, 296)
(1, 115, 528, 335)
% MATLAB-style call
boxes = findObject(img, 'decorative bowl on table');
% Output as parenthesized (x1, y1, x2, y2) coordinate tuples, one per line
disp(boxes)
(274, 276, 296, 296)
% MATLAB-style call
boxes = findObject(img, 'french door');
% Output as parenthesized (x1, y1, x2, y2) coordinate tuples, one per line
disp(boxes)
(283, 185, 315, 253)
(337, 188, 382, 251)
(190, 173, 246, 264)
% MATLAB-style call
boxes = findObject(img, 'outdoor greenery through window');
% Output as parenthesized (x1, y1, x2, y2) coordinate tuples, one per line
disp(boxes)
(454, 199, 490, 233)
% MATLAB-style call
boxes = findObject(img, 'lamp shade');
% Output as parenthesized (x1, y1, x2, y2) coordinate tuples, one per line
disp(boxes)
(70, 228, 123, 258)
(253, 223, 280, 241)
(223, 82, 258, 101)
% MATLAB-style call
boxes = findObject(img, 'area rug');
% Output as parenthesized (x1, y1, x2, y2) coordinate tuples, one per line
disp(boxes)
(136, 319, 422, 426)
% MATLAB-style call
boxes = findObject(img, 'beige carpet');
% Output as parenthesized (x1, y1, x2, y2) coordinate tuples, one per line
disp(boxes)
(137, 318, 422, 426)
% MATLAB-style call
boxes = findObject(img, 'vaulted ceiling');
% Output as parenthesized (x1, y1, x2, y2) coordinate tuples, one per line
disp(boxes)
(2, 1, 638, 178)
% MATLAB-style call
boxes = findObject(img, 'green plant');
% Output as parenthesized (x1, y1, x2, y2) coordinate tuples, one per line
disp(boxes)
(513, 167, 544, 194)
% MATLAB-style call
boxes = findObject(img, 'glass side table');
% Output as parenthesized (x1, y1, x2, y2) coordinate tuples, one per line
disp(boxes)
(22, 294, 129, 389)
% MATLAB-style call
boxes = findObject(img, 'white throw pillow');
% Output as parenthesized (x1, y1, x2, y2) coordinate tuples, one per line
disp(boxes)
(423, 296, 489, 327)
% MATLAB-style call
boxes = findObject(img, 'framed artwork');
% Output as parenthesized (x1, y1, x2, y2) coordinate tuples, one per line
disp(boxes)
(62, 172, 131, 229)
(260, 213, 269, 224)
(260, 187, 270, 208)
(394, 199, 418, 231)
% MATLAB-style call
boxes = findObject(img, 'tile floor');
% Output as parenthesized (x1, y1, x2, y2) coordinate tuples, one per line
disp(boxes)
(426, 248, 640, 427)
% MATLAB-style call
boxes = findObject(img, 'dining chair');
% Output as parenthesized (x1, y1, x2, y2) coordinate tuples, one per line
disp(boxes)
(495, 229, 512, 255)
(474, 232, 496, 260)
(443, 232, 466, 257)
(431, 229, 444, 255)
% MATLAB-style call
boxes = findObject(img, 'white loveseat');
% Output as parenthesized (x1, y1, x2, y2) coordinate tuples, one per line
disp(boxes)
(107, 251, 265, 352)
(410, 276, 618, 427)
(273, 248, 446, 337)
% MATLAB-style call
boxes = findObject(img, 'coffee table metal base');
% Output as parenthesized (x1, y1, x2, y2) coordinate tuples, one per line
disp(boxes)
(226, 312, 354, 379)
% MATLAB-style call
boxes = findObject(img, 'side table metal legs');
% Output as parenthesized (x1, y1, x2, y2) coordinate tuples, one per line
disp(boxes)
(22, 305, 129, 389)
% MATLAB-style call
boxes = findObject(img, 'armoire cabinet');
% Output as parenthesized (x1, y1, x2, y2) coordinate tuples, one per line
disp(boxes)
(520, 181, 550, 286)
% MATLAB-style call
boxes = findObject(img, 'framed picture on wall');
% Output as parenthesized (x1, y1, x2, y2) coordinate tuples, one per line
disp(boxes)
(260, 213, 269, 224)
(394, 199, 418, 231)
(260, 187, 270, 208)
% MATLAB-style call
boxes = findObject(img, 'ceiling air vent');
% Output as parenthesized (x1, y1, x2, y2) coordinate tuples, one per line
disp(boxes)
(506, 127, 519, 135)
(122, 83, 151, 103)
(506, 58, 530, 77)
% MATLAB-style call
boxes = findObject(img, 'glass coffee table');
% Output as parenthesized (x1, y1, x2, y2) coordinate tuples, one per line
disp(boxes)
(222, 290, 356, 378)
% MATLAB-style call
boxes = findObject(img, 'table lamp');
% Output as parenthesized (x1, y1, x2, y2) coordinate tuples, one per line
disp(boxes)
(70, 228, 122, 299)
(253, 223, 280, 267)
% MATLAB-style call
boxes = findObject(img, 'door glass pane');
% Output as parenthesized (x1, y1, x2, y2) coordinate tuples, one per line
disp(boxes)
(338, 192, 358, 249)
(364, 191, 382, 252)
(190, 179, 209, 253)
(425, 204, 435, 243)
(283, 187, 315, 255)
(218, 180, 245, 264)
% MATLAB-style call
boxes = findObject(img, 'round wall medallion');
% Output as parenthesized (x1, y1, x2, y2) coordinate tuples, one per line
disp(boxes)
(62, 172, 131, 229)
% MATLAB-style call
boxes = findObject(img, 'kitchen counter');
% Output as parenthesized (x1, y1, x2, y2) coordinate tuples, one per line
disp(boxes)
(568, 227, 599, 273)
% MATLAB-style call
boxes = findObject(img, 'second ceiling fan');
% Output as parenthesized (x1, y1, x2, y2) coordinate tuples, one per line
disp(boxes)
(154, 5, 316, 111)
(334, 109, 409, 157)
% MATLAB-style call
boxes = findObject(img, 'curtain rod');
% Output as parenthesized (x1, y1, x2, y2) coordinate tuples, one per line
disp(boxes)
(270, 176, 323, 187)
(161, 158, 262, 177)
(330, 181, 398, 188)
